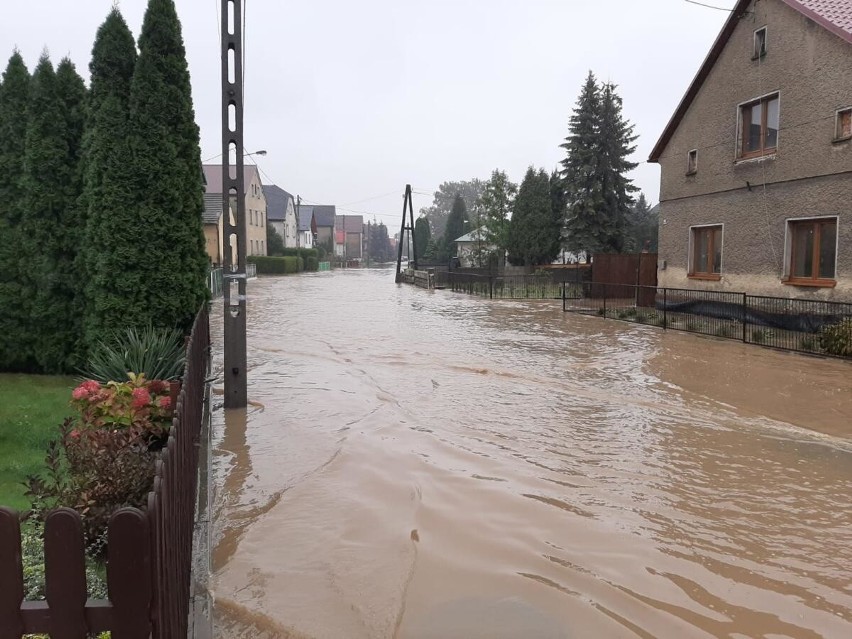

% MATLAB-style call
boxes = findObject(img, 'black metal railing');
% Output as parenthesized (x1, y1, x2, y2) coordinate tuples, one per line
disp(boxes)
(563, 282, 852, 359)
(448, 272, 566, 300)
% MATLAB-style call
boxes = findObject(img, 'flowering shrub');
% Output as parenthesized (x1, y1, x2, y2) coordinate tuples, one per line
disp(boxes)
(70, 373, 173, 432)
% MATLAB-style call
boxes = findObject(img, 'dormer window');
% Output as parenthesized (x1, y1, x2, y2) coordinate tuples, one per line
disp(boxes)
(753, 27, 767, 59)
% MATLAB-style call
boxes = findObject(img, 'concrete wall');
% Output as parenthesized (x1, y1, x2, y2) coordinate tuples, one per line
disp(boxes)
(656, 0, 852, 301)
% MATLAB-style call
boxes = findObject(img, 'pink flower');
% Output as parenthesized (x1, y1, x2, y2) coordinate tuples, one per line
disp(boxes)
(72, 386, 89, 400)
(149, 380, 169, 395)
(70, 429, 80, 439)
(131, 387, 151, 409)
(158, 396, 172, 411)
(82, 380, 101, 393)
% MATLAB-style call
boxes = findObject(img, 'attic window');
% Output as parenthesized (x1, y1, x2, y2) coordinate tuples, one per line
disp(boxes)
(835, 108, 852, 141)
(753, 27, 767, 59)
(686, 149, 698, 175)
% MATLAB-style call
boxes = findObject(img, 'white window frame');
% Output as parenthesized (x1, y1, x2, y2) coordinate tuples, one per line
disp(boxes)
(782, 215, 839, 282)
(687, 223, 724, 277)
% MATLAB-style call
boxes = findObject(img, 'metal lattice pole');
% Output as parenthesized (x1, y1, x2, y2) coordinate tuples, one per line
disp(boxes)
(221, 0, 248, 408)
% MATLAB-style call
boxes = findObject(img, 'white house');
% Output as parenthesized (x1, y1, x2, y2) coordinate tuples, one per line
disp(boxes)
(262, 185, 298, 249)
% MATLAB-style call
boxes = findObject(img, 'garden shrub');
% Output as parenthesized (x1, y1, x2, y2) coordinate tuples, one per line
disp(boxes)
(819, 318, 852, 357)
(248, 255, 301, 274)
(81, 326, 185, 382)
(305, 256, 319, 271)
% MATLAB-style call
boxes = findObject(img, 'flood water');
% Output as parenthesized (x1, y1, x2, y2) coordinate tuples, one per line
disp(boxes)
(210, 268, 852, 639)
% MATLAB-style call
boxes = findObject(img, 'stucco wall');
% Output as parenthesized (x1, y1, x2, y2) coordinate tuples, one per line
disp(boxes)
(203, 224, 220, 265)
(245, 172, 267, 256)
(656, 0, 852, 300)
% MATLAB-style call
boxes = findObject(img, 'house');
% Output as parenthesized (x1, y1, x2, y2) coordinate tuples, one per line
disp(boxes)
(311, 205, 337, 252)
(335, 214, 364, 260)
(263, 185, 298, 249)
(202, 192, 223, 265)
(298, 204, 316, 249)
(649, 0, 852, 301)
(454, 227, 495, 268)
(202, 164, 268, 260)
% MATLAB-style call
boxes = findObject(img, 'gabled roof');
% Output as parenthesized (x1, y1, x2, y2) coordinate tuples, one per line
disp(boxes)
(202, 193, 222, 224)
(335, 214, 364, 233)
(262, 184, 294, 222)
(312, 205, 336, 228)
(648, 0, 852, 162)
(454, 226, 488, 243)
(201, 164, 261, 194)
(298, 206, 314, 232)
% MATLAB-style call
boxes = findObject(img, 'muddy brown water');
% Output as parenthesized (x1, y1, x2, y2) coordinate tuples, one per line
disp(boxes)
(210, 268, 852, 639)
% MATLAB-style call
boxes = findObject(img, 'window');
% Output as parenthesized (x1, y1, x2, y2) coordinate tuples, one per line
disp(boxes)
(739, 94, 779, 159)
(687, 149, 698, 175)
(753, 27, 767, 59)
(835, 108, 851, 141)
(786, 218, 837, 286)
(689, 225, 722, 279)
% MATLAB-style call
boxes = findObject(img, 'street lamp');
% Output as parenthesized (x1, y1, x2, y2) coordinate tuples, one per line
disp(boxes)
(203, 149, 267, 162)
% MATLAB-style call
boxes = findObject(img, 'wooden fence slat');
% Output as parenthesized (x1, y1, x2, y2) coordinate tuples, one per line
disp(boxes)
(44, 508, 88, 639)
(0, 508, 24, 639)
(108, 508, 152, 639)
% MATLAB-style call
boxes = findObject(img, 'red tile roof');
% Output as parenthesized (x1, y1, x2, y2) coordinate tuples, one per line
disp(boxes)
(649, 0, 852, 162)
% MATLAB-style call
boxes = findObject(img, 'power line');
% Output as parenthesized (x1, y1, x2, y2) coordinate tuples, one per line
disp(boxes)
(684, 0, 736, 11)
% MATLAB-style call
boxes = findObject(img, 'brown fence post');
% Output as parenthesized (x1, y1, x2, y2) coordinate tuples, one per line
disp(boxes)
(0, 508, 24, 639)
(108, 509, 152, 639)
(742, 292, 748, 342)
(44, 508, 88, 639)
(663, 288, 668, 329)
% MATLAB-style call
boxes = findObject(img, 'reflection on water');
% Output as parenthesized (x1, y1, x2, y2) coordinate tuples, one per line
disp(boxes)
(210, 268, 852, 638)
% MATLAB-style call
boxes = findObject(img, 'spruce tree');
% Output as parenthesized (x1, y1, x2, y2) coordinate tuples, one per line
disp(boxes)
(560, 71, 605, 259)
(597, 82, 638, 253)
(413, 217, 431, 260)
(479, 169, 517, 258)
(114, 0, 208, 335)
(82, 8, 139, 347)
(443, 194, 470, 259)
(0, 52, 30, 371)
(507, 167, 558, 266)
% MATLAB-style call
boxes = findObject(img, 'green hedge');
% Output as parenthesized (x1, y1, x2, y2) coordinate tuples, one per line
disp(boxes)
(278, 248, 318, 260)
(247, 255, 301, 274)
(305, 256, 318, 271)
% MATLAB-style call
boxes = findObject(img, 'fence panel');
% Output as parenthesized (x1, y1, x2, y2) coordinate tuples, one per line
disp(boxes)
(0, 305, 209, 638)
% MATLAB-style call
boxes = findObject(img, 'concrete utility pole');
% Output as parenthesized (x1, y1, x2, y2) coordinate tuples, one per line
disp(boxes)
(394, 184, 416, 282)
(221, 0, 247, 408)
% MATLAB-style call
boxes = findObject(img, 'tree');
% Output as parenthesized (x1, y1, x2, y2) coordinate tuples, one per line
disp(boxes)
(479, 169, 517, 261)
(419, 179, 484, 238)
(507, 167, 560, 267)
(82, 8, 139, 347)
(0, 52, 30, 371)
(267, 224, 285, 256)
(442, 194, 470, 260)
(560, 73, 638, 258)
(625, 193, 658, 252)
(413, 216, 431, 262)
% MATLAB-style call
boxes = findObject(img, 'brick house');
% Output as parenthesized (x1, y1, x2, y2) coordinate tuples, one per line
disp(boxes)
(649, 0, 852, 301)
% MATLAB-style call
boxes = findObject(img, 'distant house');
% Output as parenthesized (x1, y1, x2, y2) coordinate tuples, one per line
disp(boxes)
(202, 192, 223, 265)
(335, 214, 364, 260)
(649, 0, 852, 301)
(263, 185, 298, 249)
(202, 164, 268, 260)
(454, 227, 494, 268)
(298, 205, 316, 249)
(311, 205, 336, 252)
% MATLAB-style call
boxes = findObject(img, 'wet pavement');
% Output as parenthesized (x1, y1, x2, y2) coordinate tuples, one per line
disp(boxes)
(210, 268, 852, 638)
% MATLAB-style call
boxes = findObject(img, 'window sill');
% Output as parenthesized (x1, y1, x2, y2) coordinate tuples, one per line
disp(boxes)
(751, 53, 767, 61)
(735, 151, 776, 164)
(782, 278, 837, 288)
(685, 170, 697, 176)
(688, 273, 722, 281)
(832, 135, 852, 144)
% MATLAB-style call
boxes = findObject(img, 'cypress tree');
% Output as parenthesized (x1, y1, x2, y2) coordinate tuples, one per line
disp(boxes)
(413, 217, 431, 260)
(82, 8, 139, 347)
(126, 0, 209, 332)
(560, 71, 605, 259)
(18, 54, 75, 373)
(443, 194, 469, 259)
(0, 52, 30, 371)
(507, 167, 558, 266)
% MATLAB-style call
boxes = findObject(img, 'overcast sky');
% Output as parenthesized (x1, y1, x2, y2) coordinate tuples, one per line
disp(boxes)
(3, 0, 735, 225)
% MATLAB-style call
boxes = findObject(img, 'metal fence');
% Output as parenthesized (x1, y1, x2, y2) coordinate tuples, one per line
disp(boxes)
(0, 306, 210, 637)
(563, 282, 852, 359)
(209, 267, 223, 298)
(448, 272, 566, 300)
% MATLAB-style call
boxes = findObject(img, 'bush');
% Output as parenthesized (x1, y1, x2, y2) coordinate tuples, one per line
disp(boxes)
(317, 245, 327, 260)
(81, 325, 186, 382)
(305, 256, 319, 271)
(248, 255, 301, 274)
(819, 318, 852, 357)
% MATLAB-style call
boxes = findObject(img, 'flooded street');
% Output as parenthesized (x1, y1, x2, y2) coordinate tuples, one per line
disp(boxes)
(210, 269, 852, 638)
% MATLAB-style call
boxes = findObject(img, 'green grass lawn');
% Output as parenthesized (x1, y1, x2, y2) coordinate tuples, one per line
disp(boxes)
(0, 374, 75, 511)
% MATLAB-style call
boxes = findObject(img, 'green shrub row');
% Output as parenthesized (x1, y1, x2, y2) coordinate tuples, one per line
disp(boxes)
(250, 253, 324, 274)
(276, 247, 319, 260)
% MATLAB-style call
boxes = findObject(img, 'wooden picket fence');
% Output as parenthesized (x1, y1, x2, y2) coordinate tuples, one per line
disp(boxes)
(0, 305, 210, 638)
